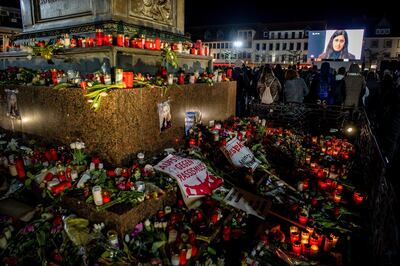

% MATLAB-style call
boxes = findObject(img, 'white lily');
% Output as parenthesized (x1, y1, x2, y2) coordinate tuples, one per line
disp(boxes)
(70, 142, 77, 149)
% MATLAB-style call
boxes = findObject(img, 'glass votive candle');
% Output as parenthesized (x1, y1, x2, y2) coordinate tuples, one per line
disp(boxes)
(306, 226, 314, 235)
(324, 236, 333, 252)
(302, 243, 311, 256)
(171, 254, 180, 266)
(333, 193, 342, 203)
(290, 226, 299, 234)
(92, 186, 103, 206)
(290, 231, 300, 243)
(298, 213, 308, 225)
(330, 233, 339, 248)
(310, 245, 319, 257)
(301, 231, 310, 241)
(309, 234, 319, 246)
(292, 241, 301, 256)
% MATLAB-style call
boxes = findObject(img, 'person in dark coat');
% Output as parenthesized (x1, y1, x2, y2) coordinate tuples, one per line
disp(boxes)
(364, 71, 380, 123)
(330, 66, 346, 105)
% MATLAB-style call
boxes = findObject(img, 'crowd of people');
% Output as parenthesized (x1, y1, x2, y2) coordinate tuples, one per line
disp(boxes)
(231, 61, 400, 186)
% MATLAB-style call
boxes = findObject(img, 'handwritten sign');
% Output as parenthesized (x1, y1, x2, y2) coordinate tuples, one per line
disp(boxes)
(221, 138, 260, 171)
(154, 154, 223, 198)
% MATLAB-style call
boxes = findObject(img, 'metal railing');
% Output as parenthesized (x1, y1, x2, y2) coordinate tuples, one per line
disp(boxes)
(249, 102, 399, 265)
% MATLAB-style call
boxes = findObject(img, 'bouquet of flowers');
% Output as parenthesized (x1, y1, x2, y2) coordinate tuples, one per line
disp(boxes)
(70, 141, 86, 166)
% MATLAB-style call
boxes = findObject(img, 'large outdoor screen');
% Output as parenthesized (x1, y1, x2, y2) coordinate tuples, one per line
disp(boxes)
(307, 29, 364, 60)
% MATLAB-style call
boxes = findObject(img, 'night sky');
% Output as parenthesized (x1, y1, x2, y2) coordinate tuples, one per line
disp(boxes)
(1, 0, 398, 30)
(185, 0, 399, 29)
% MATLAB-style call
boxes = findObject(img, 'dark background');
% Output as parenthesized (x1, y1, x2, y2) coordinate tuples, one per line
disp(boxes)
(1, 0, 398, 30)
(185, 0, 399, 28)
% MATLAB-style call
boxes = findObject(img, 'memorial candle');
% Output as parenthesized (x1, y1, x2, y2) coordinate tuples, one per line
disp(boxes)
(298, 213, 308, 225)
(353, 191, 364, 205)
(95, 29, 104, 46)
(123, 72, 134, 88)
(310, 245, 319, 257)
(323, 236, 333, 252)
(290, 231, 300, 243)
(330, 233, 339, 248)
(117, 34, 124, 47)
(292, 241, 301, 256)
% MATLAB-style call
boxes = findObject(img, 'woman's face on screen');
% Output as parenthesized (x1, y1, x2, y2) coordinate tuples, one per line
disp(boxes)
(332, 34, 346, 52)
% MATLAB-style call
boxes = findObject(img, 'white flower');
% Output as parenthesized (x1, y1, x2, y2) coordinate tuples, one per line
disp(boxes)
(70, 142, 77, 149)
(75, 142, 82, 149)
(79, 142, 85, 149)
(93, 222, 105, 233)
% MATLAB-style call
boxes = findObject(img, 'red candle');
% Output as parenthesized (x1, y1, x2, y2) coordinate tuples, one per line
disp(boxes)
(117, 34, 124, 47)
(178, 73, 185, 85)
(191, 245, 198, 257)
(336, 184, 343, 193)
(298, 213, 308, 225)
(318, 180, 327, 190)
(130, 38, 136, 48)
(189, 139, 196, 146)
(309, 235, 319, 246)
(80, 81, 87, 90)
(104, 34, 112, 46)
(292, 241, 301, 256)
(303, 179, 309, 190)
(353, 191, 364, 205)
(15, 157, 26, 179)
(223, 225, 231, 241)
(290, 231, 300, 243)
(95, 29, 104, 46)
(50, 148, 58, 161)
(124, 35, 130, 47)
(155, 38, 161, 50)
(123, 72, 134, 88)
(302, 243, 311, 256)
(190, 48, 196, 54)
(145, 39, 151, 49)
(86, 37, 94, 47)
(51, 69, 58, 85)
(137, 38, 143, 49)
(227, 68, 232, 78)
(204, 46, 208, 56)
(179, 249, 187, 265)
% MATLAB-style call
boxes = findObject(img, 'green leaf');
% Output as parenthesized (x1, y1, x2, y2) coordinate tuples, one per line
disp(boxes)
(207, 246, 217, 255)
(151, 240, 166, 254)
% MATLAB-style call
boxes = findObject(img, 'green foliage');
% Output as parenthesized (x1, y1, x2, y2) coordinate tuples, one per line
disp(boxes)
(161, 47, 178, 69)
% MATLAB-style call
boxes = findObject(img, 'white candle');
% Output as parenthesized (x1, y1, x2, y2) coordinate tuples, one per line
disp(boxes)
(92, 186, 103, 206)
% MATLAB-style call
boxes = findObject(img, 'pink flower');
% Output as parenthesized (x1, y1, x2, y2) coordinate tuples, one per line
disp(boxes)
(20, 224, 34, 234)
(130, 222, 143, 238)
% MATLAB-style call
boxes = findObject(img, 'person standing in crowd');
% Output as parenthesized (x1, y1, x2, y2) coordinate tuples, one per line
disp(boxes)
(318, 30, 356, 60)
(364, 71, 380, 122)
(232, 62, 250, 116)
(309, 62, 335, 104)
(257, 64, 282, 104)
(344, 63, 366, 107)
(283, 69, 309, 103)
(331, 66, 347, 105)
(273, 64, 285, 101)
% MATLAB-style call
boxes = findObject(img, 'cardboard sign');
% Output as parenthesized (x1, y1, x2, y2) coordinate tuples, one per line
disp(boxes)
(154, 154, 223, 199)
(224, 187, 271, 219)
(221, 137, 260, 171)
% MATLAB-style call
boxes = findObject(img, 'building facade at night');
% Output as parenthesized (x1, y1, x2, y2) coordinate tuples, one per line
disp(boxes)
(188, 18, 400, 68)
